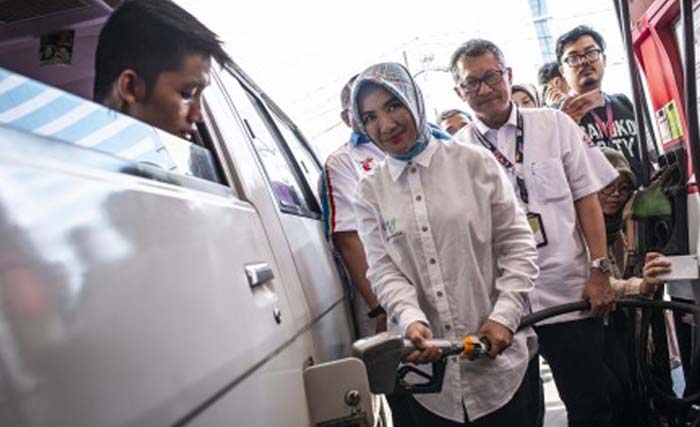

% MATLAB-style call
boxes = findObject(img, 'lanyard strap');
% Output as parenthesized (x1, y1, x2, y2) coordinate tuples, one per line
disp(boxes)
(473, 111, 529, 205)
(589, 97, 614, 144)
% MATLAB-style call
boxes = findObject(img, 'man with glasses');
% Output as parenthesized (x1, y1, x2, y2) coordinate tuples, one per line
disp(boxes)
(450, 38, 618, 427)
(556, 26, 644, 181)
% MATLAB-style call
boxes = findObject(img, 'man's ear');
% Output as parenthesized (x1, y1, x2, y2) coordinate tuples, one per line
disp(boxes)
(114, 69, 147, 108)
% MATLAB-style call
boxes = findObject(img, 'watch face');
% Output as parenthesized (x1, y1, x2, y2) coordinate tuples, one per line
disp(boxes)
(592, 258, 612, 272)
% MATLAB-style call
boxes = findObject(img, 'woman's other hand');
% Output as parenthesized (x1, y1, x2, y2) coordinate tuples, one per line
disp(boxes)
(640, 252, 671, 295)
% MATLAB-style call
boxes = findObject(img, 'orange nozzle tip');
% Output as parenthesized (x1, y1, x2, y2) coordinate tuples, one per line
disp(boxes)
(462, 335, 476, 355)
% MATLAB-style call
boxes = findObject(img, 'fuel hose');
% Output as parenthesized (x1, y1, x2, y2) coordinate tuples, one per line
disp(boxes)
(518, 297, 700, 406)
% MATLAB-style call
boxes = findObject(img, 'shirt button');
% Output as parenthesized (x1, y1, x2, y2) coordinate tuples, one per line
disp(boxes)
(421, 226, 428, 232)
(415, 195, 422, 202)
(411, 167, 417, 173)
(437, 291, 443, 297)
(429, 258, 436, 264)
(445, 324, 452, 331)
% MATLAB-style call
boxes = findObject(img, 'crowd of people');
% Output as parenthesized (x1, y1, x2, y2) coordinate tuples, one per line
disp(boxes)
(84, 1, 675, 425)
(322, 26, 673, 427)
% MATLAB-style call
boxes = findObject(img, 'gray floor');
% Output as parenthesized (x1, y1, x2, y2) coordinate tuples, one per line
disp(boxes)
(541, 358, 567, 427)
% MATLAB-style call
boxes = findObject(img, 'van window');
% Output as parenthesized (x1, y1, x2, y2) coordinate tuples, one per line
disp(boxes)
(219, 72, 319, 218)
(267, 112, 322, 207)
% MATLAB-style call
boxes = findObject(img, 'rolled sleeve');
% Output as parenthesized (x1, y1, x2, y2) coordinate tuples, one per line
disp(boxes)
(354, 179, 428, 335)
(484, 152, 539, 332)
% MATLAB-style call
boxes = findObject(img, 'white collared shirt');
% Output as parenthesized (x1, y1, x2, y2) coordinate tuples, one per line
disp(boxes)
(463, 105, 618, 324)
(354, 137, 539, 422)
(322, 139, 385, 234)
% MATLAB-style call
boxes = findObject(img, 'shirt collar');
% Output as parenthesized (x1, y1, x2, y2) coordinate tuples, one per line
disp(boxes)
(385, 135, 440, 182)
(473, 102, 517, 135)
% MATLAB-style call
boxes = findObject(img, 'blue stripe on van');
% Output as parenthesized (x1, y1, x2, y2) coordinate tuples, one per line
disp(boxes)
(92, 122, 155, 154)
(9, 94, 83, 129)
(52, 108, 121, 142)
(0, 81, 46, 114)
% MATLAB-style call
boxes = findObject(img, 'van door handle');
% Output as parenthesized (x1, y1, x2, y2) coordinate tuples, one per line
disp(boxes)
(245, 263, 274, 288)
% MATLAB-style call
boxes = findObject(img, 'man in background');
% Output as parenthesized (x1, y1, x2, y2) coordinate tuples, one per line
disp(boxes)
(438, 109, 472, 136)
(555, 25, 644, 181)
(320, 75, 387, 337)
(537, 61, 570, 107)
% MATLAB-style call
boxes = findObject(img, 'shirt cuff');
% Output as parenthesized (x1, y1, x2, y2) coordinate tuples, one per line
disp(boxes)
(571, 182, 603, 202)
(488, 295, 522, 333)
(398, 307, 430, 336)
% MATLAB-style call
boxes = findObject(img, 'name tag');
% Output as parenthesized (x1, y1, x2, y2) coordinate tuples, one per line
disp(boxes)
(527, 212, 548, 248)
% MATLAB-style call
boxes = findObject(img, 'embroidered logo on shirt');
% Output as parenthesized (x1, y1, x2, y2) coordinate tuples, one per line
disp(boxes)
(359, 156, 374, 172)
(382, 217, 403, 241)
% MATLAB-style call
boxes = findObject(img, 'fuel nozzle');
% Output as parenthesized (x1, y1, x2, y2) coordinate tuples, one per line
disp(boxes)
(462, 335, 491, 360)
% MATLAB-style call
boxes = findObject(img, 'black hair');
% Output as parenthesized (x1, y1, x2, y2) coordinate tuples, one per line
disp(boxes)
(555, 25, 606, 64)
(94, 0, 232, 102)
(340, 74, 359, 112)
(449, 39, 506, 82)
(537, 62, 562, 85)
(438, 109, 472, 123)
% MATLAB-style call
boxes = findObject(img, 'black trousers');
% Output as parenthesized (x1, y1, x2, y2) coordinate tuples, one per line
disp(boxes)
(387, 356, 539, 427)
(535, 317, 612, 427)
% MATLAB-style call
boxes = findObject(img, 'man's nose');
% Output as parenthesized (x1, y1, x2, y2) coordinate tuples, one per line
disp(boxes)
(188, 95, 204, 123)
(476, 80, 493, 96)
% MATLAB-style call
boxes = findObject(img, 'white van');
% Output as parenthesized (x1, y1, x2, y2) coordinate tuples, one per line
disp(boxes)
(0, 1, 380, 426)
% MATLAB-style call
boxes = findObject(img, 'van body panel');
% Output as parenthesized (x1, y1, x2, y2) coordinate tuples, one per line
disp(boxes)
(0, 126, 298, 427)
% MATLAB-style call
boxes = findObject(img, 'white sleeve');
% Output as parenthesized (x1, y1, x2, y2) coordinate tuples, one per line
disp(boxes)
(324, 153, 361, 233)
(484, 151, 539, 332)
(354, 180, 429, 334)
(557, 111, 618, 201)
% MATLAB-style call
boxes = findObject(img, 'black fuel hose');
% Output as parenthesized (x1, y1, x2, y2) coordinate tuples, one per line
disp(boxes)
(518, 298, 700, 330)
(517, 298, 700, 406)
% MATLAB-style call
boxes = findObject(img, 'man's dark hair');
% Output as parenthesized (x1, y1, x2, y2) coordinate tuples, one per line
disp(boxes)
(449, 39, 507, 82)
(555, 25, 606, 64)
(537, 62, 562, 85)
(340, 74, 359, 112)
(94, 0, 233, 102)
(438, 109, 472, 123)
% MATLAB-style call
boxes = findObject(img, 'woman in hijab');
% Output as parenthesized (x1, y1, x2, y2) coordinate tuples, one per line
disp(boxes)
(511, 84, 539, 109)
(351, 62, 540, 427)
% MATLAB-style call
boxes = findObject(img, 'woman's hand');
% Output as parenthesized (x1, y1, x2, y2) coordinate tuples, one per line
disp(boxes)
(640, 252, 672, 295)
(404, 321, 442, 364)
(477, 319, 513, 359)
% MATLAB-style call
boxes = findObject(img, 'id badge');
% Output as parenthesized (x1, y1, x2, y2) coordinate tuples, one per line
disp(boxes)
(527, 212, 548, 248)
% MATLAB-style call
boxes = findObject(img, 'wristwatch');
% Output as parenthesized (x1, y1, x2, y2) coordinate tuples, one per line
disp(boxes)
(367, 305, 386, 319)
(590, 257, 613, 273)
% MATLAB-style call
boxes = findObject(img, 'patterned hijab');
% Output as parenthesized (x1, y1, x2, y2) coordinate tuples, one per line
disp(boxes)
(350, 62, 433, 160)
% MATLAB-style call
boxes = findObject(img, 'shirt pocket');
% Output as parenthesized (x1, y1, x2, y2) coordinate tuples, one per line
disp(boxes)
(529, 158, 569, 202)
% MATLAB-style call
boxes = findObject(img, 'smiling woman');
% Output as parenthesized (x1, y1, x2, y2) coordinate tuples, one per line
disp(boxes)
(350, 62, 540, 427)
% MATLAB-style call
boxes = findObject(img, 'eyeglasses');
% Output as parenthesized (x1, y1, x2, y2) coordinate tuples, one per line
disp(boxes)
(457, 69, 507, 94)
(562, 49, 603, 67)
(600, 180, 633, 197)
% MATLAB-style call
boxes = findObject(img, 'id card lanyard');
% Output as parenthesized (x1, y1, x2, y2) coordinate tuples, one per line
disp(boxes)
(589, 96, 614, 145)
(473, 110, 528, 205)
(473, 109, 548, 247)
